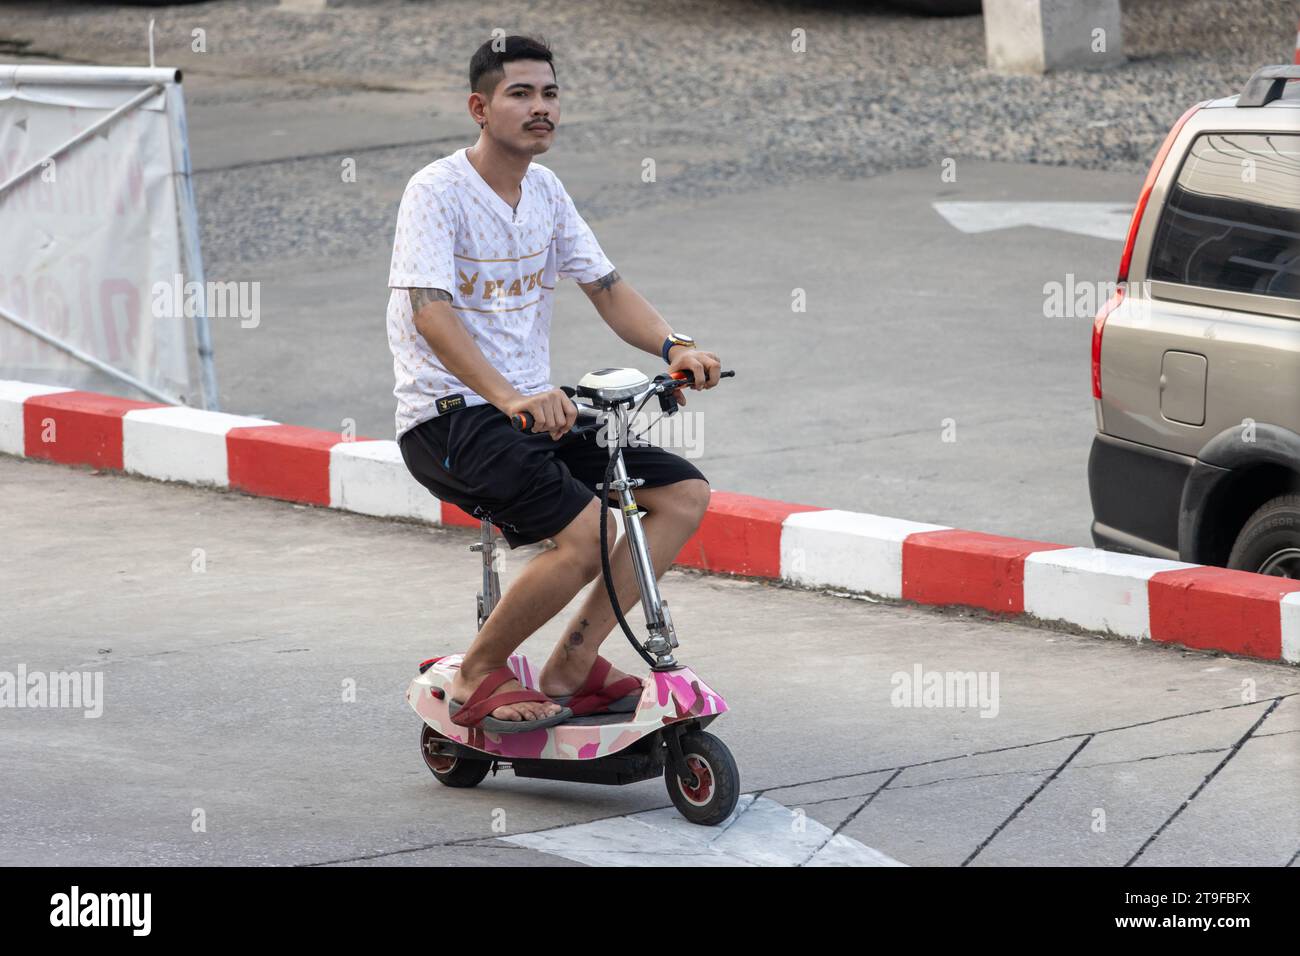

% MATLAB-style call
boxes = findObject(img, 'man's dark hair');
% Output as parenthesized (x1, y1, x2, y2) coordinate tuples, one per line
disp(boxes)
(469, 35, 556, 98)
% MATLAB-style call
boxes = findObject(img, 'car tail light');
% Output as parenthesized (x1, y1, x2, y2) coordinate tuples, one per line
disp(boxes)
(1117, 101, 1204, 283)
(1091, 286, 1124, 399)
(1096, 101, 1205, 400)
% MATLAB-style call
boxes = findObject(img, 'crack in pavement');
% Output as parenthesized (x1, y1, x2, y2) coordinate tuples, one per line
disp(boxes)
(307, 789, 776, 867)
(798, 769, 905, 868)
(961, 736, 1095, 866)
(1126, 697, 1284, 866)
(304, 805, 717, 866)
(790, 746, 1235, 807)
(300, 841, 542, 866)
(57, 637, 271, 670)
(759, 694, 1297, 798)
(303, 697, 1292, 867)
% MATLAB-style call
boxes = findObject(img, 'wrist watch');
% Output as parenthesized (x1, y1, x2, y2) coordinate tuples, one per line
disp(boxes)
(661, 332, 696, 363)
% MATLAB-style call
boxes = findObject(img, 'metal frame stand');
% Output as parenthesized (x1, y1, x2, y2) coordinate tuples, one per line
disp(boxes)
(0, 65, 219, 410)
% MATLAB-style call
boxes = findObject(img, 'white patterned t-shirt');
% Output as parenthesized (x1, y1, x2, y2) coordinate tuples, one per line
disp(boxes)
(386, 147, 615, 439)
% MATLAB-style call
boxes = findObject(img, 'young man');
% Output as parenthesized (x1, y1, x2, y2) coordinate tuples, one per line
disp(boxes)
(390, 36, 723, 733)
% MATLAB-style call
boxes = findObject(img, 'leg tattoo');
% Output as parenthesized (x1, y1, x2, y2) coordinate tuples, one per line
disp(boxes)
(564, 617, 590, 656)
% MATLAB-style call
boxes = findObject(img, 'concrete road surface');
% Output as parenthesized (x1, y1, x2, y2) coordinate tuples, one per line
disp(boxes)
(2, 454, 1297, 866)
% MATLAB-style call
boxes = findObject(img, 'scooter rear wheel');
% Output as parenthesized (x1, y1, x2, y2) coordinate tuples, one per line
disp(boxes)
(421, 724, 491, 788)
(665, 730, 740, 826)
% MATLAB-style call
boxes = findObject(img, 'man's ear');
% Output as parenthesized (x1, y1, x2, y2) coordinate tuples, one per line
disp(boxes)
(468, 90, 487, 126)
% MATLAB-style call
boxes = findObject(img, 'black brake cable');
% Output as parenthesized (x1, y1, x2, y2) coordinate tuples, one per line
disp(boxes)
(596, 386, 674, 670)
(632, 373, 693, 444)
(584, 374, 721, 671)
(628, 389, 664, 444)
(599, 441, 659, 670)
(512, 383, 678, 670)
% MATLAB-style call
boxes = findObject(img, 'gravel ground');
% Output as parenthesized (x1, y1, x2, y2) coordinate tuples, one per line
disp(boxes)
(1, 0, 1295, 275)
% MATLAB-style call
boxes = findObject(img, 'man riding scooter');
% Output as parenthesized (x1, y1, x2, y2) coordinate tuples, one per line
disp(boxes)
(389, 35, 723, 733)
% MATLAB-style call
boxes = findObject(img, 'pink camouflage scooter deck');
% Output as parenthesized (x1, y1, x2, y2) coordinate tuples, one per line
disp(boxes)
(407, 653, 728, 761)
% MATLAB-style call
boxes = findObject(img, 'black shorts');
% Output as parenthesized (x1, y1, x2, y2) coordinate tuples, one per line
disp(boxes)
(399, 403, 709, 549)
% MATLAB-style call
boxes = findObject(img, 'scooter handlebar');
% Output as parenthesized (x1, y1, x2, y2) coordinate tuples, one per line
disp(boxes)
(510, 398, 601, 433)
(509, 369, 734, 432)
(668, 368, 735, 387)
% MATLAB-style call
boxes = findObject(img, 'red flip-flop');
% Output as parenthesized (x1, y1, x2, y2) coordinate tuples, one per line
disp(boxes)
(448, 665, 572, 733)
(551, 657, 645, 717)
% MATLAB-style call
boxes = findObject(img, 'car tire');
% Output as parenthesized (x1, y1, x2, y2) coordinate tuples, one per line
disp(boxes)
(1227, 493, 1300, 578)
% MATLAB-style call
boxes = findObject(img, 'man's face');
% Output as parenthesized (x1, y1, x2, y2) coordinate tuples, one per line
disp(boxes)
(478, 59, 559, 156)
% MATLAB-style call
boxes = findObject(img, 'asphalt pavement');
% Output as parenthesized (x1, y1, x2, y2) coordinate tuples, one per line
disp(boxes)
(3, 455, 1296, 866)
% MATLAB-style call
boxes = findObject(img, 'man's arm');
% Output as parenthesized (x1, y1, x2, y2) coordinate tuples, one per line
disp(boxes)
(407, 288, 522, 411)
(577, 270, 675, 357)
(408, 290, 577, 437)
(577, 271, 721, 391)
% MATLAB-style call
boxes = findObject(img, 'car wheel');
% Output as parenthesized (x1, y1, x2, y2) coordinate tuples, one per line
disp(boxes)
(1227, 493, 1300, 578)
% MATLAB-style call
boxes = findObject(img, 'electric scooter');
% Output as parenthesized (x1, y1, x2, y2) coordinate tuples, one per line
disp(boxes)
(406, 367, 740, 825)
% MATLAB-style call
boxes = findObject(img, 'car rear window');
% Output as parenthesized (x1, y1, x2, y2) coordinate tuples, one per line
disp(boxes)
(1148, 132, 1299, 300)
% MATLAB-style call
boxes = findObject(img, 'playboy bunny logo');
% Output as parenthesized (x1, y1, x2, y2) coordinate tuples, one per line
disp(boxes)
(457, 269, 479, 297)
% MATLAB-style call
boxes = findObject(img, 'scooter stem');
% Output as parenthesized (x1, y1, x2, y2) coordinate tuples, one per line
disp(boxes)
(601, 405, 679, 667)
(477, 402, 682, 666)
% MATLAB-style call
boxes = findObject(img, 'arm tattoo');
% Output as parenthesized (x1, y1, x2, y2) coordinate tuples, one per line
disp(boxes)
(409, 287, 452, 314)
(581, 269, 621, 296)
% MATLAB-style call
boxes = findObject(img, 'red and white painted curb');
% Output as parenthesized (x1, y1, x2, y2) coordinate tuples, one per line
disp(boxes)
(4, 379, 1298, 665)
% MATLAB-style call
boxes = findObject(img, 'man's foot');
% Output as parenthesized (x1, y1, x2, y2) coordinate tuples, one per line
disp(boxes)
(538, 655, 644, 700)
(448, 666, 563, 722)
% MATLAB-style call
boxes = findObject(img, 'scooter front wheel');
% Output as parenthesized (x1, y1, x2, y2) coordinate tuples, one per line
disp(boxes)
(421, 724, 491, 788)
(665, 730, 740, 826)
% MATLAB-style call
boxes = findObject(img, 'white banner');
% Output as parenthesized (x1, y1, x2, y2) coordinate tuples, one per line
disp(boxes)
(0, 67, 211, 406)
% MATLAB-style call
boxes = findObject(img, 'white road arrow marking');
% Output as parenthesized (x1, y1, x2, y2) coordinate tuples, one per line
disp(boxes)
(932, 201, 1134, 241)
(503, 795, 908, 867)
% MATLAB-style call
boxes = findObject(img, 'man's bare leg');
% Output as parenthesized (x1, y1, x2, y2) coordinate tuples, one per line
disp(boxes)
(538, 479, 711, 699)
(446, 498, 617, 722)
